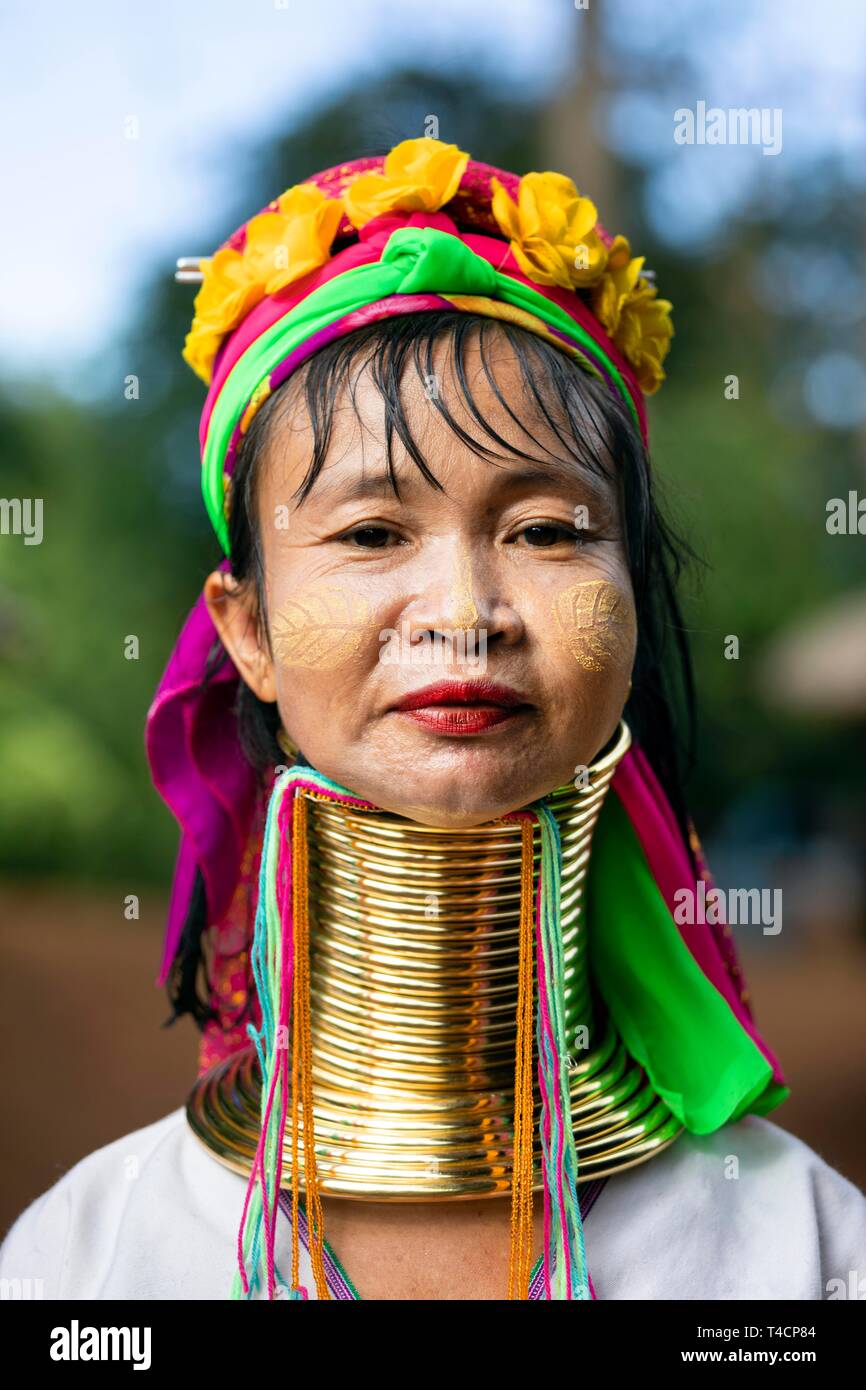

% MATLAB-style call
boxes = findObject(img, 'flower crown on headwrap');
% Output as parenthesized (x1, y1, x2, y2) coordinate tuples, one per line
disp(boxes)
(179, 138, 673, 554)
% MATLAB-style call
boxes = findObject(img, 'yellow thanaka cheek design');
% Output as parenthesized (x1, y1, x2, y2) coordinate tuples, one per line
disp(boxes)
(451, 546, 480, 631)
(271, 585, 378, 671)
(551, 579, 635, 673)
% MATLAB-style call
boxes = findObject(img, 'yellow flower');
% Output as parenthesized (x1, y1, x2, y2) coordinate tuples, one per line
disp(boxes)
(181, 184, 343, 386)
(182, 247, 265, 385)
(243, 184, 343, 294)
(490, 171, 609, 290)
(591, 238, 674, 395)
(589, 235, 637, 328)
(617, 283, 673, 394)
(344, 137, 469, 229)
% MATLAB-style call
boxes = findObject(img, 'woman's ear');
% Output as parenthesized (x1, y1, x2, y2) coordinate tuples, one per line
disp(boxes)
(203, 569, 277, 703)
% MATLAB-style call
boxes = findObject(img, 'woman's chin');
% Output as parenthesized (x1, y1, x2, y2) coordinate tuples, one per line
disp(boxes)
(305, 732, 583, 825)
(388, 803, 512, 828)
(367, 782, 553, 828)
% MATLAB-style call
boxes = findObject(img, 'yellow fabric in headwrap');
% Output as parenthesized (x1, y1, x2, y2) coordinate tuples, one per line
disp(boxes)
(442, 294, 605, 382)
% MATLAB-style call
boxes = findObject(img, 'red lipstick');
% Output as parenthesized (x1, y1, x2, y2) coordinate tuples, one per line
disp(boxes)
(390, 680, 532, 736)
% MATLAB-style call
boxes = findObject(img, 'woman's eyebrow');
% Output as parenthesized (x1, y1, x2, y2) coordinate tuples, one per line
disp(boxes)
(307, 460, 613, 506)
(487, 462, 614, 502)
(307, 468, 416, 505)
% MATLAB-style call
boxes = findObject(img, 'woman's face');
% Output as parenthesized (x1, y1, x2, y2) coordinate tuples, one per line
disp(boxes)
(205, 332, 636, 826)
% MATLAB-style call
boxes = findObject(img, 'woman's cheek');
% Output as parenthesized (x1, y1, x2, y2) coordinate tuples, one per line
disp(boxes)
(270, 582, 381, 673)
(550, 578, 636, 675)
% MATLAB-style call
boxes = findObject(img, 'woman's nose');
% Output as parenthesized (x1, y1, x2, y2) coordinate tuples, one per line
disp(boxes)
(401, 543, 523, 648)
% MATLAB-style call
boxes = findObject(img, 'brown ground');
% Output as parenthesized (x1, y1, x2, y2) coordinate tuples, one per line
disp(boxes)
(1, 883, 865, 1236)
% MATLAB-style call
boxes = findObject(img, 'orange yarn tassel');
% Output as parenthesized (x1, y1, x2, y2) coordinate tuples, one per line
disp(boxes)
(508, 817, 536, 1299)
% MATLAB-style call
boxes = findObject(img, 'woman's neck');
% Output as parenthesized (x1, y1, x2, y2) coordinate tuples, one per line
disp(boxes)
(187, 719, 682, 1194)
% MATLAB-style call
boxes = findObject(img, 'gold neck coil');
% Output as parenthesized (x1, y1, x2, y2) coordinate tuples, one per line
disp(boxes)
(187, 719, 683, 1196)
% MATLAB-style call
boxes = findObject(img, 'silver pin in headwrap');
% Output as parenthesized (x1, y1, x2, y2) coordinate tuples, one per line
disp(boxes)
(175, 257, 206, 284)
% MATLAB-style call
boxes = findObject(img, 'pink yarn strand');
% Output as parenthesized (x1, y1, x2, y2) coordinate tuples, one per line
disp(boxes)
(533, 848, 572, 1297)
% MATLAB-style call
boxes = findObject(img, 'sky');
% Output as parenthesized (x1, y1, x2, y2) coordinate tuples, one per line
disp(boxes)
(0, 0, 566, 395)
(1, 0, 864, 397)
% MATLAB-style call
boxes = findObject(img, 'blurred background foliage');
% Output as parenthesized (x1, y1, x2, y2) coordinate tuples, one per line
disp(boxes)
(1, 24, 864, 922)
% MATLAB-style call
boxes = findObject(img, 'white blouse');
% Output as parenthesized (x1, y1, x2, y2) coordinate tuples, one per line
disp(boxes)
(2, 1106, 865, 1300)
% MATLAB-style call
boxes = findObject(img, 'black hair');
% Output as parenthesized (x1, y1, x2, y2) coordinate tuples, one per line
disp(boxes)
(165, 311, 698, 1031)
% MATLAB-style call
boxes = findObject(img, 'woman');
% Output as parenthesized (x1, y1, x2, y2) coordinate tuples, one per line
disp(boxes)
(3, 140, 865, 1301)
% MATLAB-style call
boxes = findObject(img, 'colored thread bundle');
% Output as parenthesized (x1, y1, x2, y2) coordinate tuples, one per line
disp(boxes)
(232, 765, 592, 1301)
(534, 802, 590, 1298)
(508, 818, 536, 1299)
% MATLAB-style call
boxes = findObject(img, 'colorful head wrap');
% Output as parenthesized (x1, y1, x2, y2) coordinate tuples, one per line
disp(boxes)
(186, 142, 673, 551)
(146, 142, 784, 1134)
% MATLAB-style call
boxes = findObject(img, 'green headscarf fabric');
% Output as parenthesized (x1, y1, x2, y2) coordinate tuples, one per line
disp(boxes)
(587, 793, 789, 1134)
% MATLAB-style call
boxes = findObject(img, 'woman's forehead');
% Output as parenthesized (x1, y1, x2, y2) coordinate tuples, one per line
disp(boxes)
(258, 329, 617, 507)
(279, 453, 615, 511)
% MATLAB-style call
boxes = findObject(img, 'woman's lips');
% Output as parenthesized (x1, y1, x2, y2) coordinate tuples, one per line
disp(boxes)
(398, 704, 529, 734)
(390, 680, 532, 736)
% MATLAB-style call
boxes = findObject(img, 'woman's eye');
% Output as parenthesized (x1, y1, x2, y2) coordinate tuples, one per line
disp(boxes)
(341, 526, 395, 548)
(514, 523, 585, 548)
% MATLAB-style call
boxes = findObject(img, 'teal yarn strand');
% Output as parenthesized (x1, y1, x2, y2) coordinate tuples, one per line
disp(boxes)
(532, 801, 591, 1300)
(232, 771, 289, 1299)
